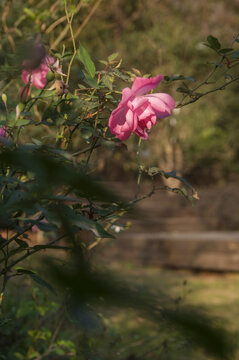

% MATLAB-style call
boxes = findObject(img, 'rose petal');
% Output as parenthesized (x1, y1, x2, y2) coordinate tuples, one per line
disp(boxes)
(109, 105, 134, 140)
(134, 124, 149, 139)
(131, 75, 164, 97)
(21, 70, 30, 85)
(121, 87, 133, 104)
(128, 96, 149, 111)
(145, 93, 175, 118)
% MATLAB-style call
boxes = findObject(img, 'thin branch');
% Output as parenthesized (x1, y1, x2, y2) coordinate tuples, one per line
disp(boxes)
(71, 0, 103, 41)
(177, 74, 239, 108)
(51, 1, 82, 49)
(0, 233, 67, 277)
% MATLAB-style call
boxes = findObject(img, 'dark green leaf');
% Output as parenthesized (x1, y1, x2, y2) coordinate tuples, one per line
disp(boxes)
(30, 274, 56, 295)
(219, 48, 234, 54)
(206, 35, 221, 50)
(15, 239, 29, 248)
(164, 75, 195, 82)
(16, 267, 36, 275)
(230, 51, 239, 59)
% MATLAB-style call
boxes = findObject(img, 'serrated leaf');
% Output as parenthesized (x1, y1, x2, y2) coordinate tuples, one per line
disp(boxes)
(79, 44, 96, 78)
(102, 74, 113, 90)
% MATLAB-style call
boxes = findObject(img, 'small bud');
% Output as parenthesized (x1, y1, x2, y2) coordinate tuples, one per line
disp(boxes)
(20, 86, 30, 104)
(46, 70, 55, 82)
(1, 93, 7, 107)
(16, 102, 26, 120)
(18, 102, 26, 112)
(0, 127, 7, 138)
(55, 80, 64, 96)
(54, 80, 69, 96)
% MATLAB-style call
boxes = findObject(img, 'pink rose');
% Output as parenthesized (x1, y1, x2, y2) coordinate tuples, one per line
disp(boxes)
(22, 55, 55, 89)
(0, 127, 7, 137)
(109, 75, 175, 140)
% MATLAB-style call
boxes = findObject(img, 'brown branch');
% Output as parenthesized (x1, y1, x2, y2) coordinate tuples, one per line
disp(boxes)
(178, 74, 239, 108)
(70, 0, 103, 41)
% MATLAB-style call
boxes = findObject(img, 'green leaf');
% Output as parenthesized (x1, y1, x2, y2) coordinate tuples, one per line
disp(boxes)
(99, 60, 108, 65)
(30, 274, 56, 295)
(219, 48, 234, 54)
(163, 170, 195, 193)
(15, 239, 29, 248)
(23, 8, 36, 19)
(75, 214, 114, 238)
(83, 72, 99, 88)
(61, 52, 74, 58)
(78, 44, 96, 78)
(102, 74, 113, 90)
(16, 267, 36, 275)
(176, 86, 192, 94)
(108, 52, 118, 62)
(16, 119, 31, 127)
(230, 51, 239, 58)
(206, 35, 221, 50)
(31, 138, 42, 146)
(164, 75, 195, 82)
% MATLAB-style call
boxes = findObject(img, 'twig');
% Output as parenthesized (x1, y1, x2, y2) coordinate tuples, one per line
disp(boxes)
(64, 0, 78, 85)
(177, 74, 239, 108)
(71, 0, 103, 41)
(46, 15, 67, 34)
(0, 233, 67, 277)
(72, 143, 101, 157)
